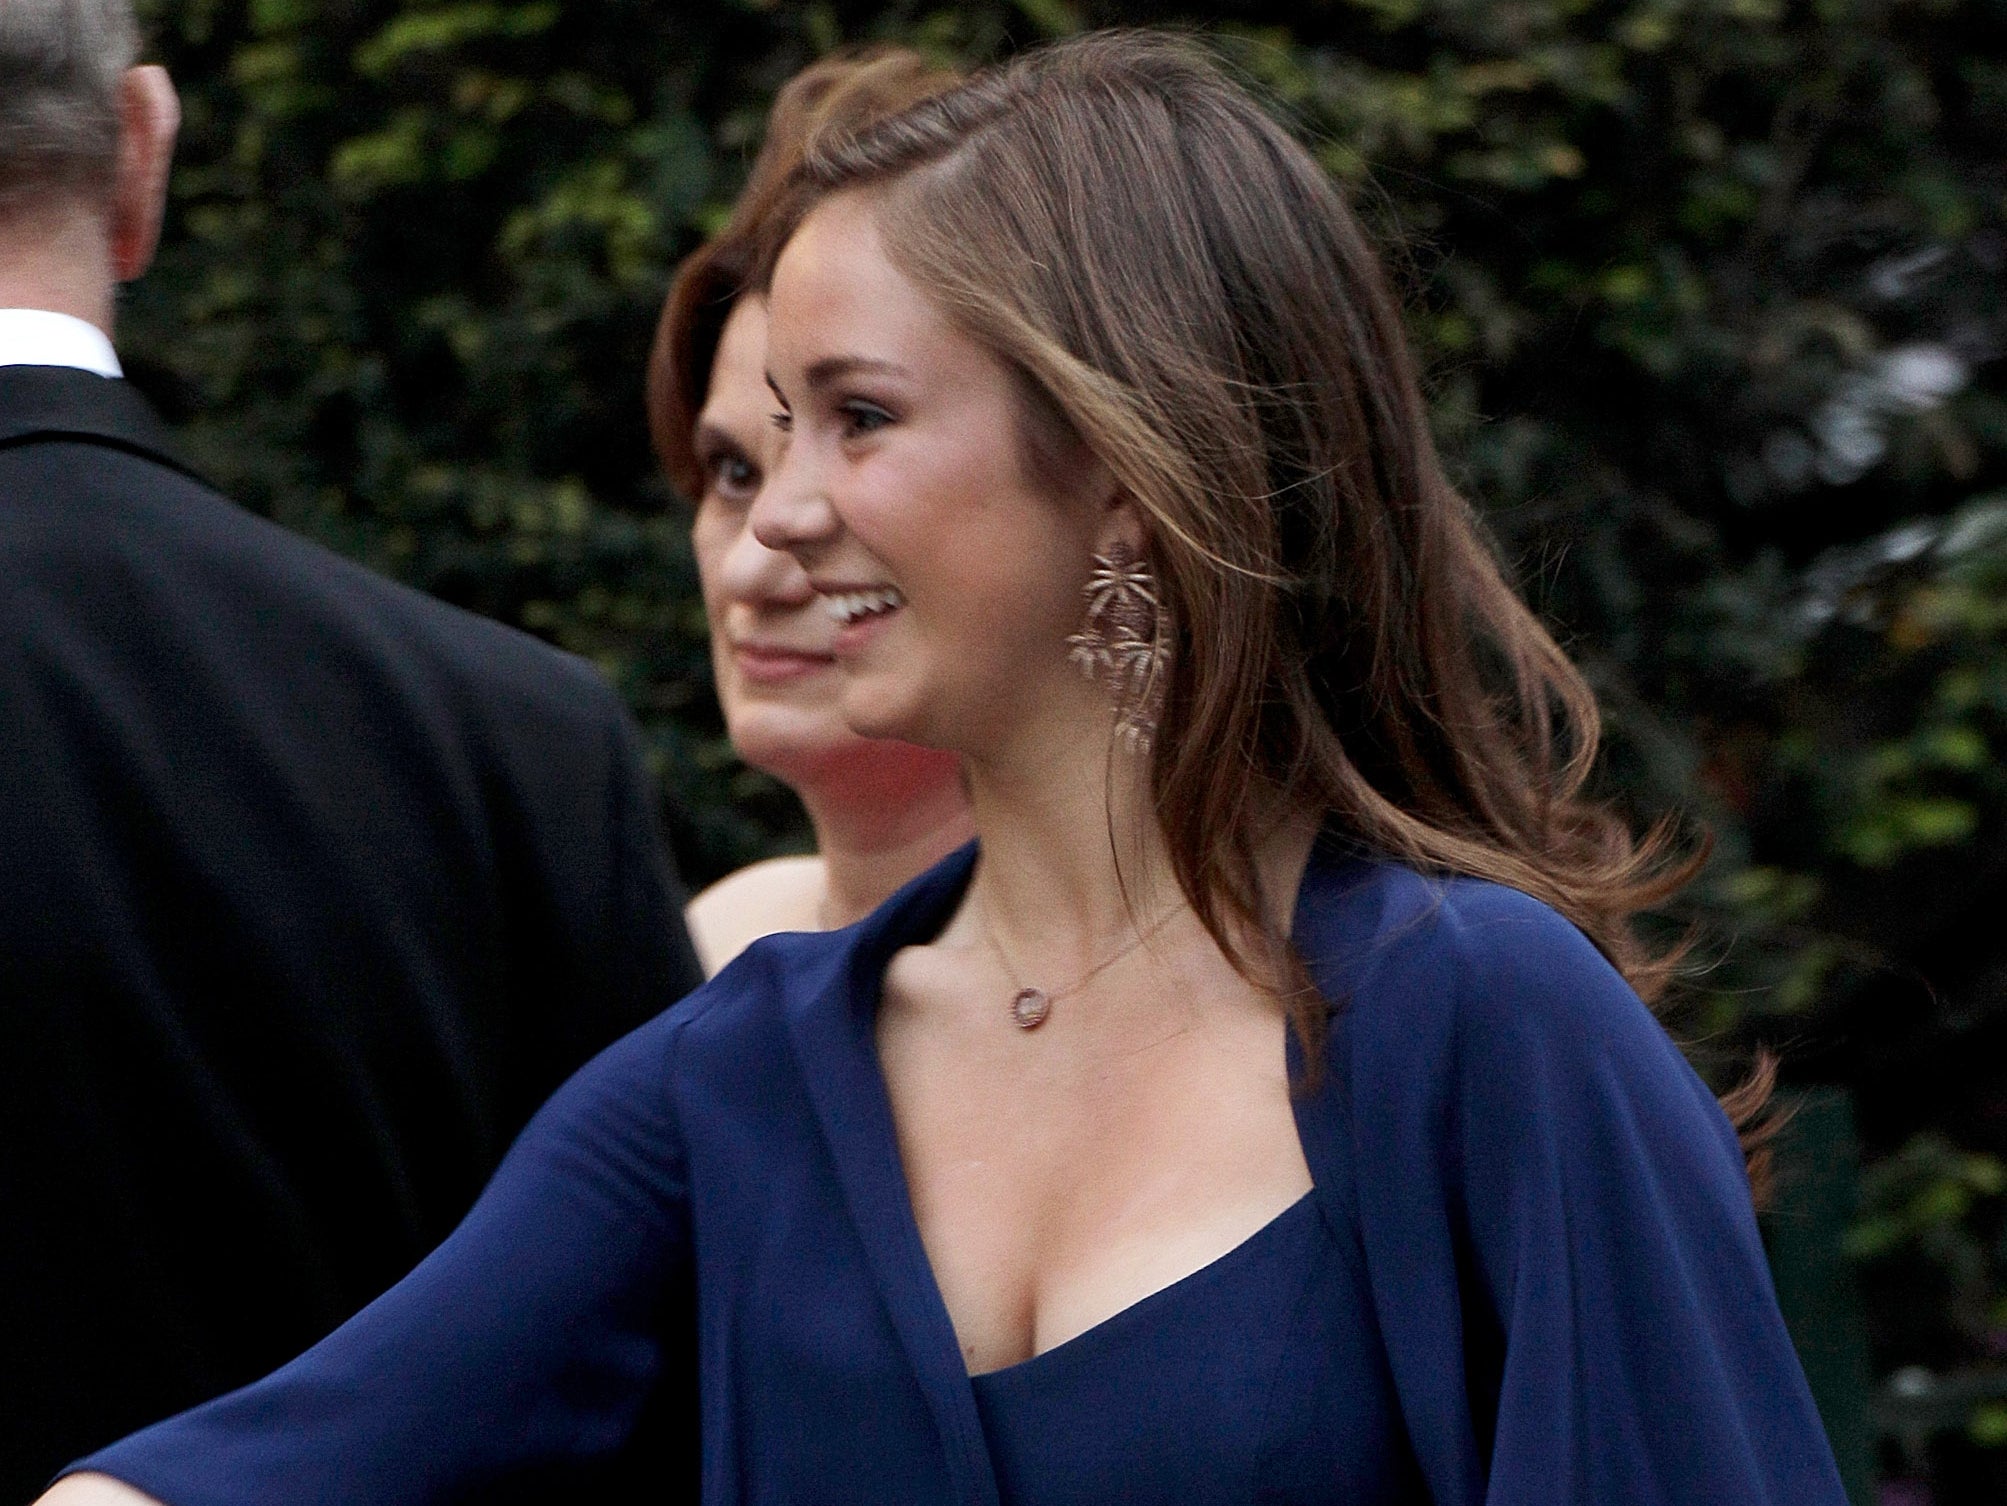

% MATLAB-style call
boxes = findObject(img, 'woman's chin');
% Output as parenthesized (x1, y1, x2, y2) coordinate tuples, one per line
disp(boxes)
(727, 711, 865, 780)
(833, 691, 940, 753)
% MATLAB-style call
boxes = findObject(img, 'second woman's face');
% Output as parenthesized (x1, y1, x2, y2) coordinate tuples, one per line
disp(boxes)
(690, 296, 856, 781)
(754, 192, 1113, 760)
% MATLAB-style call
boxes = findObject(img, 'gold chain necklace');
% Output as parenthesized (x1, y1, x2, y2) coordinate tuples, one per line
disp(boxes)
(979, 903, 1183, 1030)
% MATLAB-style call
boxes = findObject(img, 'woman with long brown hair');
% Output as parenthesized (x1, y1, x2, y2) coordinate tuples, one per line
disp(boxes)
(651, 47, 973, 974)
(47, 30, 1843, 1506)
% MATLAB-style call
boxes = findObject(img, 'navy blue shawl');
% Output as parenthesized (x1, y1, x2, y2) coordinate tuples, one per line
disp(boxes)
(77, 840, 1846, 1504)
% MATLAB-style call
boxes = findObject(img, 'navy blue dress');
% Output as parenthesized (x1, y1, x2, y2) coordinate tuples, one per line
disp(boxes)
(73, 841, 1847, 1504)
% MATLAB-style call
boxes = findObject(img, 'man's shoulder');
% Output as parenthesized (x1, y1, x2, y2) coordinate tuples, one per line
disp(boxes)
(1, 418, 620, 724)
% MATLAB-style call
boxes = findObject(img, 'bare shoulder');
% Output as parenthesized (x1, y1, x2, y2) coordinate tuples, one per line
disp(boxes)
(36, 1477, 163, 1506)
(686, 855, 828, 976)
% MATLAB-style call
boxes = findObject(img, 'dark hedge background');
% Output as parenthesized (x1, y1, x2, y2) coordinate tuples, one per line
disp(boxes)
(119, 1, 2007, 1500)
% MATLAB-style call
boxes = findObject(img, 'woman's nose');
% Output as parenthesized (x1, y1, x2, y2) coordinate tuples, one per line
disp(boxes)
(749, 435, 839, 560)
(717, 509, 815, 606)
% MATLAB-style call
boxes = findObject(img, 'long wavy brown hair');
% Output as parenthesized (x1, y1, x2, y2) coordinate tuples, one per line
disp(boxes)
(771, 29, 1774, 1182)
(646, 46, 959, 501)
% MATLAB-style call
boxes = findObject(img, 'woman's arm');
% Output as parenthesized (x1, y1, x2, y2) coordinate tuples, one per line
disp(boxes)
(1312, 869, 1847, 1505)
(1442, 894, 1834, 1503)
(45, 1008, 697, 1506)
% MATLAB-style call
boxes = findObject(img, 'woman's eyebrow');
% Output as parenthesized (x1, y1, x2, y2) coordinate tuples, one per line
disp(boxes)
(765, 357, 910, 407)
(692, 419, 747, 456)
(801, 355, 912, 389)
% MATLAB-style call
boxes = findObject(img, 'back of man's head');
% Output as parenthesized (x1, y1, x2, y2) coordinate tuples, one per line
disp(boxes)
(0, 0, 140, 219)
(0, 0, 176, 326)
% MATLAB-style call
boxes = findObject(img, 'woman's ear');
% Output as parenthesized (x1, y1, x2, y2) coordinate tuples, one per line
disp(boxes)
(1091, 491, 1149, 562)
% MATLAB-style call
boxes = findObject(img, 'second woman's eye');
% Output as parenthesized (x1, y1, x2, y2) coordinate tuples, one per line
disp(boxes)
(704, 449, 761, 503)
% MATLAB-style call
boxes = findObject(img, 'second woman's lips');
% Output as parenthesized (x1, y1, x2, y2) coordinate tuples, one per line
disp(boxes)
(732, 642, 836, 685)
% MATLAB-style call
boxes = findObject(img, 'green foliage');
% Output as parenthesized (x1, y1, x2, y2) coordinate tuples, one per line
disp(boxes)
(126, 0, 2006, 1490)
(1850, 1134, 2004, 1269)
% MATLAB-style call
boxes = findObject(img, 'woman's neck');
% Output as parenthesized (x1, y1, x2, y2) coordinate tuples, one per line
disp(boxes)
(959, 713, 1186, 968)
(953, 700, 1320, 971)
(798, 760, 976, 930)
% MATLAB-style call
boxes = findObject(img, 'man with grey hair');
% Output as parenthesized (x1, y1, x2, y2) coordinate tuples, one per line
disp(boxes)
(0, 0, 172, 362)
(0, 3, 704, 1495)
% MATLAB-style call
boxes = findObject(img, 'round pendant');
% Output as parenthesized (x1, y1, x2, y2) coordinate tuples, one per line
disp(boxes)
(1010, 987, 1052, 1030)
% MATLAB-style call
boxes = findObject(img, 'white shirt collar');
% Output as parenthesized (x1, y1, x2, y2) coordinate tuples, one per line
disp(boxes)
(0, 308, 123, 378)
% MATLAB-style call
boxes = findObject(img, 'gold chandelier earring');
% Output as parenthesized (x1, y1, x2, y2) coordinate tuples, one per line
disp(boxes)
(1065, 541, 1171, 752)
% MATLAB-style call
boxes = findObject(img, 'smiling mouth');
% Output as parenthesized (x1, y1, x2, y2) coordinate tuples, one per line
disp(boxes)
(731, 641, 835, 685)
(733, 642, 834, 665)
(822, 586, 907, 625)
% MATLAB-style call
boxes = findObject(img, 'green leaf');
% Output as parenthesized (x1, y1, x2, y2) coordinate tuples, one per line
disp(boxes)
(355, 3, 560, 79)
(1012, 0, 1083, 38)
(1970, 1403, 2007, 1448)
(329, 110, 430, 192)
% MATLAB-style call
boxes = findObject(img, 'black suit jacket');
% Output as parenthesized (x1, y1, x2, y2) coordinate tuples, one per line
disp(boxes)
(0, 365, 704, 1497)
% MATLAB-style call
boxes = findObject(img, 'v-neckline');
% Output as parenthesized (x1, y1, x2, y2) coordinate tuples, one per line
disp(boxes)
(782, 837, 1362, 1506)
(965, 1187, 1318, 1385)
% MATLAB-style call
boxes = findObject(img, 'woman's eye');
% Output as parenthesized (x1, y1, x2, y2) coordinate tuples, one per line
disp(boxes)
(712, 453, 759, 498)
(768, 409, 793, 434)
(840, 401, 893, 437)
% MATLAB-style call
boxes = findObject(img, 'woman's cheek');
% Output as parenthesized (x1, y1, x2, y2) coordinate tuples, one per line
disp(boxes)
(690, 507, 736, 616)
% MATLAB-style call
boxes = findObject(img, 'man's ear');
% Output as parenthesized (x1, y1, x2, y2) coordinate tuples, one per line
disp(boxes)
(108, 65, 180, 284)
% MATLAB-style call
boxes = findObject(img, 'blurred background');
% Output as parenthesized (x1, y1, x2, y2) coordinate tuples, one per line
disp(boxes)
(115, 0, 2004, 1499)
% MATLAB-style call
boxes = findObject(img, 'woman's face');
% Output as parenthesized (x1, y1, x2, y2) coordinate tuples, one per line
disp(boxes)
(690, 296, 866, 784)
(754, 192, 1117, 760)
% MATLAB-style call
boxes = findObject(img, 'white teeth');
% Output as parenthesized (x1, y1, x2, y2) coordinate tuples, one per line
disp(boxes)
(822, 586, 906, 625)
